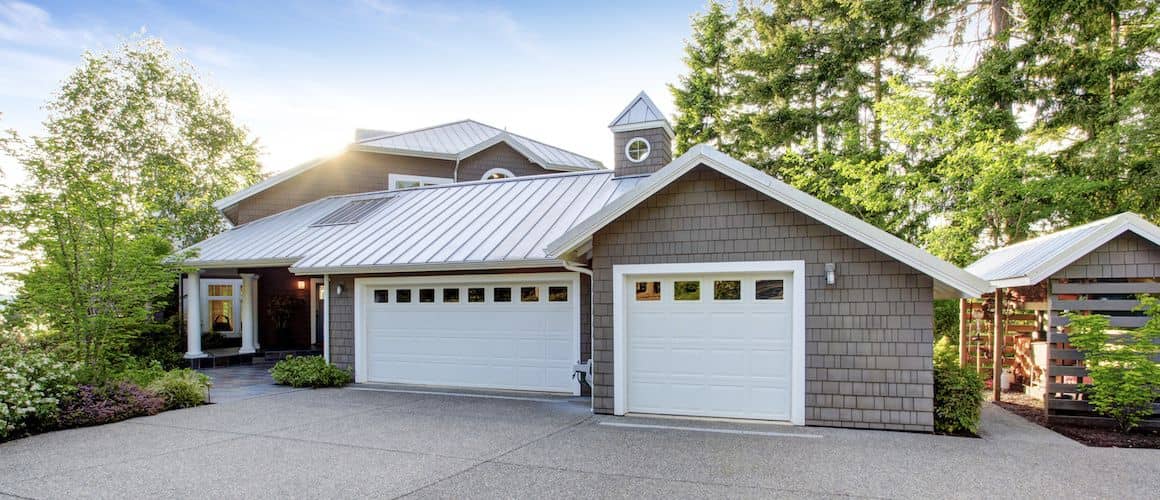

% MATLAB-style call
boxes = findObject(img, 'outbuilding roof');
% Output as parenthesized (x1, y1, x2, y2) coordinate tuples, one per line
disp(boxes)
(185, 171, 644, 273)
(966, 212, 1160, 288)
(545, 144, 993, 299)
(213, 120, 603, 212)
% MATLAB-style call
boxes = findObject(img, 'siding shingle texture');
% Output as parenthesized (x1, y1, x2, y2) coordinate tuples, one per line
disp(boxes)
(590, 166, 935, 431)
(1051, 232, 1160, 280)
(614, 128, 672, 177)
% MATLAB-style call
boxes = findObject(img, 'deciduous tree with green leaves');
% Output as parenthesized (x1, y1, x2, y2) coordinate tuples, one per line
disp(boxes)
(1, 38, 261, 373)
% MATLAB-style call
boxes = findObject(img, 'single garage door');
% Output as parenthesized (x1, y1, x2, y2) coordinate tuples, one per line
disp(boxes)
(625, 272, 795, 420)
(361, 275, 578, 393)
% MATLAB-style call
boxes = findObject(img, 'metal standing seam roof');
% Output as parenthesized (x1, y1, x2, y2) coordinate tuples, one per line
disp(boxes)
(965, 212, 1160, 287)
(183, 171, 645, 273)
(608, 91, 673, 138)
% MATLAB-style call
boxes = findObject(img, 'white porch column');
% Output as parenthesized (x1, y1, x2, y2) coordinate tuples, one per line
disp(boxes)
(184, 270, 206, 359)
(239, 273, 256, 354)
(249, 273, 261, 351)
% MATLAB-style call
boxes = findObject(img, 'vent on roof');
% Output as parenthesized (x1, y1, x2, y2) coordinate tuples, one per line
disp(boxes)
(311, 198, 389, 226)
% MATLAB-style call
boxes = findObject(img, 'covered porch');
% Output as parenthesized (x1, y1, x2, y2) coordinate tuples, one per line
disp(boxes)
(182, 266, 326, 367)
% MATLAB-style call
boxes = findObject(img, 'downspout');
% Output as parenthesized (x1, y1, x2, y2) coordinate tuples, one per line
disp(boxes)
(452, 156, 462, 182)
(562, 259, 595, 408)
(323, 274, 331, 365)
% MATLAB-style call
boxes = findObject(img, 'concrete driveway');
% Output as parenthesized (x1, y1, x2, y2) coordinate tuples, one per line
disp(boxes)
(1, 388, 1157, 499)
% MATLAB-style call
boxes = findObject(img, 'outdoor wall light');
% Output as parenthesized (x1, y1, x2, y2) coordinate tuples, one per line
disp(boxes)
(334, 284, 344, 296)
(296, 280, 307, 290)
(825, 263, 836, 286)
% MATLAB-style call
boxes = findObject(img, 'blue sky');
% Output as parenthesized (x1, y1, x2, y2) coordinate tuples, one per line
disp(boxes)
(0, 0, 704, 175)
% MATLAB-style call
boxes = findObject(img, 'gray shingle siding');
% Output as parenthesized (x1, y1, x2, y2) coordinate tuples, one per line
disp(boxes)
(590, 166, 935, 431)
(614, 128, 672, 177)
(1052, 232, 1160, 280)
(327, 276, 355, 370)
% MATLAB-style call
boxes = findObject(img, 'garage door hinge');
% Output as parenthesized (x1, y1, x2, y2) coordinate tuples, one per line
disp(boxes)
(572, 359, 592, 389)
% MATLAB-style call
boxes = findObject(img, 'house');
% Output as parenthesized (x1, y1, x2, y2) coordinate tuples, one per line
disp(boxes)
(181, 92, 991, 431)
(964, 213, 1160, 425)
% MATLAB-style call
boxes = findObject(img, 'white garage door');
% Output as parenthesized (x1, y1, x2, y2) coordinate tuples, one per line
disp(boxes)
(625, 272, 796, 420)
(360, 275, 578, 394)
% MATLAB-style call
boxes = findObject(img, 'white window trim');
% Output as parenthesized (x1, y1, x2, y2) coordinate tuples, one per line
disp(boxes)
(353, 272, 582, 395)
(480, 167, 515, 180)
(624, 137, 650, 163)
(612, 260, 806, 425)
(201, 278, 242, 337)
(388, 173, 452, 190)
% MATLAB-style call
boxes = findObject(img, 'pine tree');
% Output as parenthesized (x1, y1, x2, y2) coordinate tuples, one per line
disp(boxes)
(670, 1, 737, 155)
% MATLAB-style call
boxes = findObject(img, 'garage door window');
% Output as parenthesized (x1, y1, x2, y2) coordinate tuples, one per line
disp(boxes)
(419, 288, 435, 303)
(396, 289, 412, 303)
(635, 281, 660, 301)
(373, 289, 390, 303)
(468, 287, 485, 302)
(494, 287, 512, 302)
(548, 286, 568, 302)
(713, 280, 741, 300)
(443, 288, 459, 303)
(674, 281, 700, 301)
(756, 279, 784, 300)
(520, 286, 539, 302)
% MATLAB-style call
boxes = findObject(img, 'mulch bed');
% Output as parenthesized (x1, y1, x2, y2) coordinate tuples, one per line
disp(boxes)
(994, 392, 1160, 449)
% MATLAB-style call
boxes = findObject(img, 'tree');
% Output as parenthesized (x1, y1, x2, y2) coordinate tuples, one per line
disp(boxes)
(669, 1, 737, 155)
(2, 37, 262, 373)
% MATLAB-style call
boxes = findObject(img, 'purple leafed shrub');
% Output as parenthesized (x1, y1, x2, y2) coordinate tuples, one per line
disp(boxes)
(56, 382, 165, 429)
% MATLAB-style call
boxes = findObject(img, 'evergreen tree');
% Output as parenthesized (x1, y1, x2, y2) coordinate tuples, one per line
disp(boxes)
(669, 1, 737, 155)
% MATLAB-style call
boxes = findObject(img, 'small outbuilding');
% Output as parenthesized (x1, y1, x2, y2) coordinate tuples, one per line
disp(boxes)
(965, 213, 1160, 425)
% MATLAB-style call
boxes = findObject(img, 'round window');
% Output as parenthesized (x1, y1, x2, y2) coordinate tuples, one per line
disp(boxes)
(625, 137, 650, 163)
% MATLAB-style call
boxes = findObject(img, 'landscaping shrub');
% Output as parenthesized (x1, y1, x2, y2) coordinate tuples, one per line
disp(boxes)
(933, 355, 985, 436)
(146, 369, 212, 409)
(115, 361, 170, 387)
(55, 382, 165, 428)
(1066, 297, 1160, 433)
(933, 335, 958, 370)
(0, 346, 79, 440)
(270, 355, 352, 388)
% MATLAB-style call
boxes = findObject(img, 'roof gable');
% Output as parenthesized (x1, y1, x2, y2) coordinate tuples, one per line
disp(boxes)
(608, 91, 673, 138)
(966, 212, 1160, 287)
(546, 144, 992, 299)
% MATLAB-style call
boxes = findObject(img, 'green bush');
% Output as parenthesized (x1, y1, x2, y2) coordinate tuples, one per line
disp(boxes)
(0, 346, 79, 440)
(1066, 297, 1160, 433)
(115, 361, 170, 388)
(933, 361, 985, 435)
(933, 335, 959, 370)
(146, 369, 212, 410)
(270, 355, 352, 388)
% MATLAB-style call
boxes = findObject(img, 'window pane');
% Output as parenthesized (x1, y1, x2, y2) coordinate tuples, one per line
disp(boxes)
(396, 289, 412, 303)
(207, 284, 233, 297)
(209, 300, 234, 331)
(443, 288, 459, 303)
(714, 280, 741, 300)
(373, 290, 389, 303)
(674, 281, 700, 301)
(494, 287, 512, 302)
(468, 287, 485, 303)
(419, 288, 435, 303)
(395, 180, 421, 189)
(521, 286, 539, 302)
(635, 281, 660, 301)
(756, 280, 785, 300)
(548, 286, 568, 302)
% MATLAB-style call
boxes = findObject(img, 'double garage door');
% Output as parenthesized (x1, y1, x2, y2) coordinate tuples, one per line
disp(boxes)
(360, 274, 579, 394)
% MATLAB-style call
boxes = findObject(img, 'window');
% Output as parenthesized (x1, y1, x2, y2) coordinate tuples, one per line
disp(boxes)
(373, 289, 390, 303)
(396, 289, 412, 303)
(468, 287, 485, 303)
(520, 286, 539, 302)
(625, 137, 650, 163)
(674, 281, 700, 301)
(714, 280, 741, 300)
(548, 286, 568, 302)
(635, 281, 660, 301)
(419, 288, 435, 303)
(443, 288, 460, 303)
(494, 287, 512, 302)
(756, 279, 785, 300)
(481, 168, 515, 181)
(388, 173, 452, 190)
(202, 280, 241, 334)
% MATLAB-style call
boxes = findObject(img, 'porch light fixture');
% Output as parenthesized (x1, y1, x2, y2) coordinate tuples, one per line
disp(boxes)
(824, 263, 836, 286)
(334, 284, 344, 296)
(296, 280, 307, 290)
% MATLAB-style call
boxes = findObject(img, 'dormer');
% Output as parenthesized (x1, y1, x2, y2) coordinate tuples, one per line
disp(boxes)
(609, 92, 673, 177)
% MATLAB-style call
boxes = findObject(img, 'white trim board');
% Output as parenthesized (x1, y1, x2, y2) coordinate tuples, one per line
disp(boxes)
(546, 144, 991, 299)
(612, 261, 807, 426)
(352, 272, 582, 395)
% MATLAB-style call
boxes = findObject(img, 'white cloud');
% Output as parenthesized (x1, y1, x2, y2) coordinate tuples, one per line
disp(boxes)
(0, 1, 96, 47)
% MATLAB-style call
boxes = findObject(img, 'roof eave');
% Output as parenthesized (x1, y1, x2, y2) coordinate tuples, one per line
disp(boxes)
(289, 259, 566, 276)
(610, 120, 675, 140)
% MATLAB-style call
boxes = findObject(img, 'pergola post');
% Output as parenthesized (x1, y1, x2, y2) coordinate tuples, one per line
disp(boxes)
(184, 270, 206, 359)
(239, 273, 257, 355)
(958, 298, 968, 367)
(993, 288, 1004, 402)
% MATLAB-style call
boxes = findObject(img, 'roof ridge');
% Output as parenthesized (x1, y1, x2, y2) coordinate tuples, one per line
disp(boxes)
(352, 118, 487, 145)
(502, 129, 604, 166)
(314, 170, 614, 203)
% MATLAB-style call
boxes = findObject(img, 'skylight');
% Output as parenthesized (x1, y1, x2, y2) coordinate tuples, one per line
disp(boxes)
(311, 198, 389, 226)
